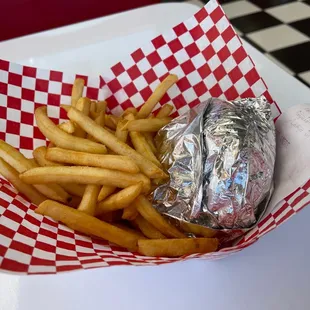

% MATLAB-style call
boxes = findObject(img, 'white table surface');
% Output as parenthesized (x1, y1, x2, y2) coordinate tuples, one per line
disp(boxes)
(1, 3, 310, 310)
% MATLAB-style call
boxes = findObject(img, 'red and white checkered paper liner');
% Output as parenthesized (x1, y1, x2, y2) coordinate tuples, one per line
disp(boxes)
(0, 0, 309, 274)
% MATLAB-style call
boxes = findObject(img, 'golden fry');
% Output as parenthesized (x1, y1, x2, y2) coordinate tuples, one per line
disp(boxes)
(75, 97, 91, 116)
(134, 195, 185, 238)
(60, 104, 71, 113)
(67, 195, 82, 208)
(90, 101, 97, 119)
(33, 146, 61, 167)
(122, 204, 139, 221)
(156, 104, 173, 118)
(104, 114, 120, 130)
(143, 132, 157, 154)
(60, 183, 85, 197)
(74, 97, 92, 138)
(180, 221, 217, 238)
(35, 200, 139, 251)
(34, 183, 72, 204)
(114, 223, 146, 239)
(46, 148, 139, 173)
(0, 158, 46, 205)
(133, 215, 166, 239)
(0, 139, 36, 172)
(87, 111, 106, 141)
(126, 117, 171, 132)
(137, 74, 178, 119)
(35, 106, 107, 154)
(130, 131, 161, 166)
(58, 121, 76, 134)
(125, 113, 160, 166)
(71, 78, 85, 107)
(138, 238, 218, 257)
(98, 185, 116, 202)
(20, 166, 151, 193)
(78, 184, 100, 215)
(0, 140, 71, 203)
(67, 108, 167, 179)
(96, 183, 143, 215)
(98, 210, 122, 223)
(96, 101, 107, 113)
(122, 107, 137, 117)
(115, 119, 129, 143)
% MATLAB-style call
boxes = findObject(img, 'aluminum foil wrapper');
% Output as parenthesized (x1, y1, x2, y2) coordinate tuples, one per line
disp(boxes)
(153, 97, 276, 231)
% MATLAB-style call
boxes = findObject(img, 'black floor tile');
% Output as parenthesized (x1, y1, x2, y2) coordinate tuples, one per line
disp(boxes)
(270, 42, 310, 74)
(290, 18, 310, 37)
(248, 0, 296, 9)
(230, 12, 281, 34)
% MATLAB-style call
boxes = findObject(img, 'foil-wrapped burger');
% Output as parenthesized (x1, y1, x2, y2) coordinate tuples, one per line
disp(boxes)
(153, 97, 276, 231)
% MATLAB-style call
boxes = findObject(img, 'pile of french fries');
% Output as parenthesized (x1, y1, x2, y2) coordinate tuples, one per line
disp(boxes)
(0, 74, 218, 257)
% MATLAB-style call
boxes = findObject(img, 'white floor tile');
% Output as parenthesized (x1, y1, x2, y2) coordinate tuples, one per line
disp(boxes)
(298, 70, 310, 85)
(222, 0, 261, 19)
(265, 53, 295, 75)
(266, 2, 310, 23)
(247, 24, 310, 52)
(186, 0, 204, 8)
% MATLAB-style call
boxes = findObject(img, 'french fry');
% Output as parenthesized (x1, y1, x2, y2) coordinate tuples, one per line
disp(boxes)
(60, 183, 86, 197)
(46, 148, 140, 173)
(34, 183, 72, 204)
(67, 108, 167, 179)
(0, 139, 36, 171)
(0, 140, 71, 203)
(98, 210, 122, 223)
(134, 195, 185, 238)
(143, 132, 157, 153)
(71, 78, 85, 107)
(60, 104, 71, 113)
(105, 115, 120, 130)
(138, 238, 218, 257)
(133, 215, 166, 239)
(35, 106, 107, 154)
(104, 126, 116, 135)
(78, 184, 100, 215)
(0, 158, 46, 205)
(87, 111, 105, 141)
(179, 221, 217, 238)
(75, 97, 91, 116)
(137, 74, 178, 119)
(90, 101, 97, 119)
(125, 112, 160, 166)
(98, 185, 116, 202)
(122, 107, 137, 117)
(35, 200, 139, 251)
(29, 158, 38, 165)
(58, 121, 76, 134)
(156, 104, 173, 118)
(115, 119, 129, 143)
(67, 195, 82, 208)
(33, 146, 61, 167)
(125, 117, 171, 132)
(74, 97, 92, 138)
(130, 131, 161, 166)
(33, 146, 85, 199)
(96, 183, 143, 215)
(114, 223, 146, 239)
(20, 166, 151, 193)
(122, 204, 139, 221)
(96, 101, 107, 114)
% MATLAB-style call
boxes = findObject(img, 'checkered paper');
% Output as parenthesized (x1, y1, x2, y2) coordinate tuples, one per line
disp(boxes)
(0, 0, 308, 274)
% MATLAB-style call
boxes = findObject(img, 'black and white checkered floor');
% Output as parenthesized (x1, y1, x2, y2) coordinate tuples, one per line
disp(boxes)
(162, 0, 310, 87)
